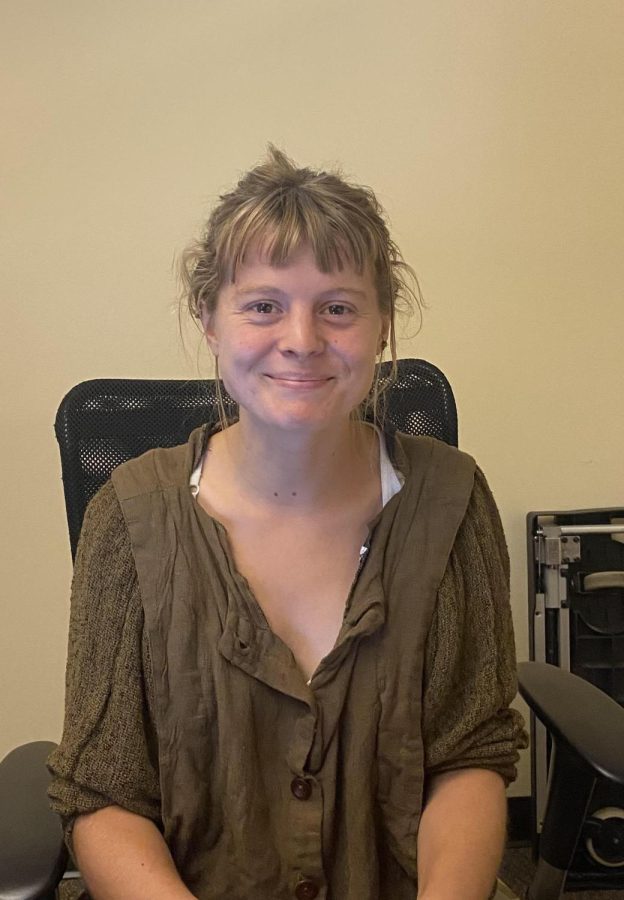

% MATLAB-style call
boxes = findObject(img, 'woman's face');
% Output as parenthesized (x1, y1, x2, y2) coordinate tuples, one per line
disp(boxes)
(203, 243, 388, 435)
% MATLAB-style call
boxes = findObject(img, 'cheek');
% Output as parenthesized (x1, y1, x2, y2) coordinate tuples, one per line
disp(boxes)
(334, 331, 380, 359)
(234, 339, 266, 361)
(216, 330, 252, 353)
(218, 336, 270, 374)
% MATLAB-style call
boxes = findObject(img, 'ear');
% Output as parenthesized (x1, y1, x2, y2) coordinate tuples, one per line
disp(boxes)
(378, 317, 390, 354)
(201, 306, 219, 356)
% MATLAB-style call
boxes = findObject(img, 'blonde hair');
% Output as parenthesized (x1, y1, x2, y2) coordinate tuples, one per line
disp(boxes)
(179, 146, 422, 424)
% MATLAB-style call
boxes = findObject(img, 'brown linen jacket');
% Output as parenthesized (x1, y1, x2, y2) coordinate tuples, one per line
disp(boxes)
(48, 427, 527, 899)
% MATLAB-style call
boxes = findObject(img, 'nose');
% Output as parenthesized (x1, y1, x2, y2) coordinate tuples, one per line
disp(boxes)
(278, 308, 325, 357)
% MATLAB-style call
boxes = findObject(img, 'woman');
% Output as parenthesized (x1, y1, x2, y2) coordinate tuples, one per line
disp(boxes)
(48, 147, 527, 900)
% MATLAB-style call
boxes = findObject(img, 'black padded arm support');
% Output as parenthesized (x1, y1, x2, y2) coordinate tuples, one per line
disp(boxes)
(518, 661, 624, 784)
(0, 741, 67, 900)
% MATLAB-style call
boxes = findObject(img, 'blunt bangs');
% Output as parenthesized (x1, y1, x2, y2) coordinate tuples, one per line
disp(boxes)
(215, 189, 377, 288)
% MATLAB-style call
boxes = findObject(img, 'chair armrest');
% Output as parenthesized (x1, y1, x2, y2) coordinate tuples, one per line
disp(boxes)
(518, 661, 624, 784)
(0, 741, 67, 900)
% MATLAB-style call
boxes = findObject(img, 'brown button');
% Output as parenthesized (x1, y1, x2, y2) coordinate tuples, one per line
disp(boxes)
(290, 776, 312, 801)
(295, 879, 319, 900)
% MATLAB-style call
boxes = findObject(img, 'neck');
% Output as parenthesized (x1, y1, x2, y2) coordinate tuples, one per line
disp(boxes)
(220, 415, 377, 509)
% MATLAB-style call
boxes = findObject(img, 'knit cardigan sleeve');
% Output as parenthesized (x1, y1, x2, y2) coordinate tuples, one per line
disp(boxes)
(422, 467, 528, 785)
(47, 481, 161, 850)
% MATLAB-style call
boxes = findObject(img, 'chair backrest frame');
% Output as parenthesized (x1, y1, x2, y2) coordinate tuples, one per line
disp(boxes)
(55, 358, 458, 559)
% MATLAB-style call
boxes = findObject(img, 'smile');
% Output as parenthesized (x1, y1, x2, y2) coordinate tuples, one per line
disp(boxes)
(265, 375, 332, 389)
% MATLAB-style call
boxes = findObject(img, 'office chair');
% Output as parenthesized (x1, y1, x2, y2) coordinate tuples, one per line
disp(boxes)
(1, 358, 623, 900)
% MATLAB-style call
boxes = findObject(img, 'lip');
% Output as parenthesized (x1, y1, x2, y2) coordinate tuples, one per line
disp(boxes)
(265, 374, 333, 389)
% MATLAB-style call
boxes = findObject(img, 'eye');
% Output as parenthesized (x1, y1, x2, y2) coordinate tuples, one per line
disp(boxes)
(325, 303, 351, 316)
(248, 301, 278, 315)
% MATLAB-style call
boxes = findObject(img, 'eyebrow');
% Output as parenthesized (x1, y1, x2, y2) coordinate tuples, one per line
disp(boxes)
(234, 285, 368, 299)
(234, 285, 287, 297)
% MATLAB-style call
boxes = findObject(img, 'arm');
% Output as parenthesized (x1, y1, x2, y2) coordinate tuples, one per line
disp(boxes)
(420, 468, 528, 898)
(73, 805, 195, 900)
(47, 483, 166, 878)
(417, 768, 507, 900)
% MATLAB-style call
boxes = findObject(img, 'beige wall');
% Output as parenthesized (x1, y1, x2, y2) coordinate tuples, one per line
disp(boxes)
(3, 0, 624, 798)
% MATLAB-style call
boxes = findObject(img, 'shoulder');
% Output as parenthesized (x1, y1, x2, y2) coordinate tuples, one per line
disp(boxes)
(467, 465, 505, 524)
(388, 432, 477, 518)
(111, 425, 207, 501)
(79, 479, 129, 557)
(75, 480, 137, 586)
(389, 430, 475, 476)
(453, 465, 510, 576)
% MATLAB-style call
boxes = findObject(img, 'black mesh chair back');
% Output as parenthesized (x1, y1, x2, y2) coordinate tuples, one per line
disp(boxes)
(55, 358, 458, 559)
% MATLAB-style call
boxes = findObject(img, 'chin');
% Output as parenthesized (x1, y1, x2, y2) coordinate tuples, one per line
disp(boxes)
(245, 402, 352, 433)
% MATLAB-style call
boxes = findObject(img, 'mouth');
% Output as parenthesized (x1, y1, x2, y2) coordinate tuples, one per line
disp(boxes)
(265, 374, 333, 389)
